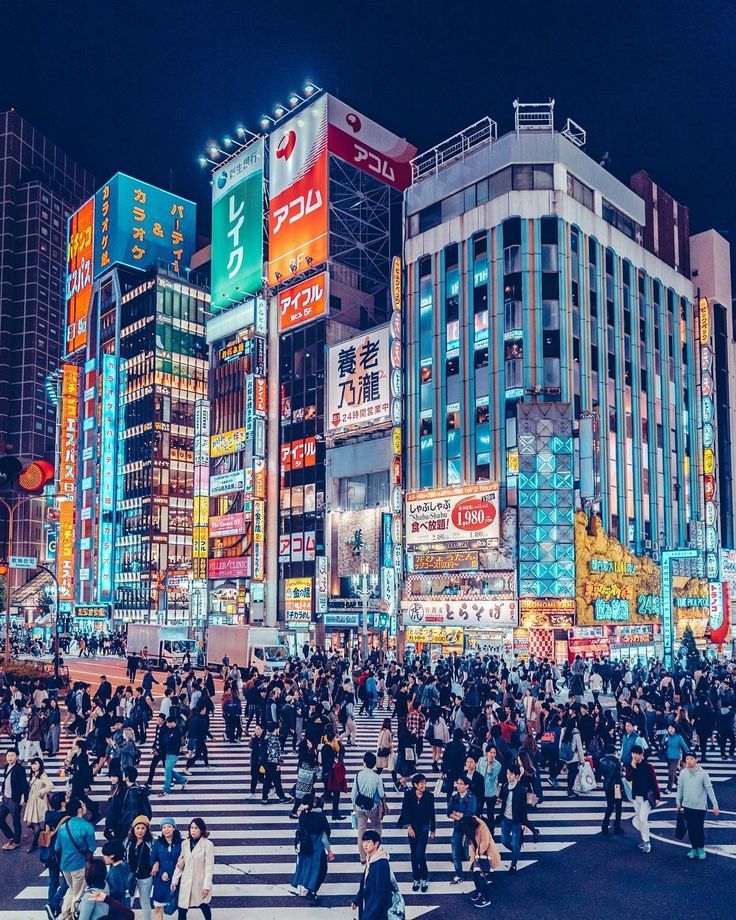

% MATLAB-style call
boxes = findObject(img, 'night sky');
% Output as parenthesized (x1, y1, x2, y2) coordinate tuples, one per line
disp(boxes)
(4, 0, 736, 253)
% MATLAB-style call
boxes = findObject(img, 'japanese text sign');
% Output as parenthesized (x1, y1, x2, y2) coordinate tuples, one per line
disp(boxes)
(328, 326, 390, 434)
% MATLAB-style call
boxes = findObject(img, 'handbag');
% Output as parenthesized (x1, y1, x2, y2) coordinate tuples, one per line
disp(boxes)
(164, 888, 179, 916)
(433, 775, 443, 796)
(526, 791, 539, 807)
(675, 810, 687, 840)
(621, 776, 633, 802)
(377, 747, 391, 758)
(404, 746, 416, 762)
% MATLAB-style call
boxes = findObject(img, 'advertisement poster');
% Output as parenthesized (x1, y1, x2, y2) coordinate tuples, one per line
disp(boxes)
(278, 271, 328, 332)
(406, 484, 500, 549)
(328, 326, 390, 434)
(65, 198, 95, 356)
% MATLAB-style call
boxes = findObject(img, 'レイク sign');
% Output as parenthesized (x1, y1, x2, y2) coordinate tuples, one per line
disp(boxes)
(406, 484, 500, 549)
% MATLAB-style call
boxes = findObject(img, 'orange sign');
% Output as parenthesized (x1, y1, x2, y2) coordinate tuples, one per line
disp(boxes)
(65, 198, 95, 356)
(268, 95, 329, 286)
(59, 365, 80, 496)
(57, 500, 75, 603)
(278, 271, 328, 332)
(268, 148, 328, 284)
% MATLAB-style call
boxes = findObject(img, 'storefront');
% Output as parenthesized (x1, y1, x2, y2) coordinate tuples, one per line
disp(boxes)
(567, 623, 663, 663)
(517, 598, 576, 663)
(401, 596, 517, 659)
(404, 626, 464, 661)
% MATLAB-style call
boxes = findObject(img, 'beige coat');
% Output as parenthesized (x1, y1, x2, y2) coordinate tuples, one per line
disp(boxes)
(24, 773, 54, 825)
(172, 837, 214, 907)
(375, 728, 393, 769)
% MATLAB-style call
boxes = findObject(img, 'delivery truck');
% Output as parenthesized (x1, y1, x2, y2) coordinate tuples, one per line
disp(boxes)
(126, 624, 198, 670)
(205, 625, 288, 676)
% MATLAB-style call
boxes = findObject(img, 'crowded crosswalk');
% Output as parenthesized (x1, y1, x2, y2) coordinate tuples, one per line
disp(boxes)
(4, 700, 736, 919)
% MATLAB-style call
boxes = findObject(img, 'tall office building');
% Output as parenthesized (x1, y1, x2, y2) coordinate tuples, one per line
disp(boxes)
(401, 101, 732, 661)
(0, 111, 94, 571)
(203, 92, 414, 651)
(60, 174, 206, 631)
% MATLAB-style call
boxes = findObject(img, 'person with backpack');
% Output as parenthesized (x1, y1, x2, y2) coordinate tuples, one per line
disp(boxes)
(291, 794, 334, 903)
(350, 830, 396, 920)
(599, 743, 625, 835)
(120, 768, 152, 840)
(351, 753, 387, 864)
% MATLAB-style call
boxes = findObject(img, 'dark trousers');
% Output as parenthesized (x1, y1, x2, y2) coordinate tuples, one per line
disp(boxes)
(684, 807, 706, 849)
(484, 795, 498, 835)
(250, 768, 261, 795)
(186, 738, 209, 769)
(262, 764, 285, 800)
(245, 707, 261, 733)
(178, 907, 211, 920)
(0, 797, 23, 844)
(566, 761, 579, 794)
(330, 790, 342, 818)
(409, 829, 429, 880)
(602, 787, 623, 830)
(147, 752, 163, 786)
(718, 725, 735, 758)
(472, 869, 492, 899)
(697, 732, 712, 760)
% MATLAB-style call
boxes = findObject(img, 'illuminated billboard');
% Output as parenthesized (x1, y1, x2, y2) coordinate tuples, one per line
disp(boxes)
(93, 173, 196, 278)
(406, 483, 501, 550)
(59, 365, 80, 497)
(268, 95, 329, 285)
(278, 271, 328, 332)
(98, 354, 118, 601)
(327, 96, 416, 192)
(211, 139, 264, 312)
(328, 327, 391, 435)
(65, 198, 95, 356)
(57, 500, 75, 605)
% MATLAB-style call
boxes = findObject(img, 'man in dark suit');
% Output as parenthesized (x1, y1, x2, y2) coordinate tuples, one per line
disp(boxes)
(0, 750, 29, 849)
(95, 675, 112, 705)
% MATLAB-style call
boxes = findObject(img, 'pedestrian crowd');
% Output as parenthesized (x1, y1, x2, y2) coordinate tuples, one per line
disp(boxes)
(0, 645, 732, 919)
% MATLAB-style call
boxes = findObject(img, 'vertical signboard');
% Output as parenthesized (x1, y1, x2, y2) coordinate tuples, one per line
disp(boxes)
(65, 198, 95, 357)
(277, 271, 328, 332)
(699, 297, 720, 583)
(252, 499, 265, 581)
(193, 400, 211, 581)
(268, 95, 329, 284)
(316, 556, 328, 614)
(390, 256, 404, 582)
(211, 139, 264, 312)
(57, 364, 80, 606)
(97, 355, 118, 601)
(93, 173, 196, 277)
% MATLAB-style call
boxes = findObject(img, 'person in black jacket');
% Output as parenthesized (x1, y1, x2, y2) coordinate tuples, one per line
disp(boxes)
(498, 761, 527, 872)
(184, 706, 211, 771)
(441, 730, 466, 797)
(398, 773, 435, 892)
(0, 750, 29, 848)
(120, 768, 152, 840)
(599, 744, 624, 834)
(248, 724, 266, 797)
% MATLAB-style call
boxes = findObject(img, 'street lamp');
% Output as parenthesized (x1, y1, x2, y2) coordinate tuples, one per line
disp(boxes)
(36, 563, 60, 681)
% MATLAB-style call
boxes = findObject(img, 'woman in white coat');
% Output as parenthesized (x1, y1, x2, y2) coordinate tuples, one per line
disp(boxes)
(171, 818, 214, 920)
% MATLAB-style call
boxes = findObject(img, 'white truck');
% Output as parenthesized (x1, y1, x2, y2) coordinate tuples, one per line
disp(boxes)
(126, 624, 198, 670)
(205, 625, 288, 676)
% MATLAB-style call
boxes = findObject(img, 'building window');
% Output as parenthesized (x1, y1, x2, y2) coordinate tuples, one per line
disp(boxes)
(568, 173, 594, 210)
(504, 244, 521, 274)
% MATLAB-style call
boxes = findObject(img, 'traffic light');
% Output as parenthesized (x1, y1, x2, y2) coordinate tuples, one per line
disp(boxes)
(0, 563, 8, 577)
(18, 460, 55, 494)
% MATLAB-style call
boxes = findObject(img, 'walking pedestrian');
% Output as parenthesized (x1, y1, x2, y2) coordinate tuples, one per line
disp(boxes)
(398, 772, 435, 892)
(461, 814, 500, 909)
(24, 757, 53, 851)
(261, 724, 289, 804)
(151, 818, 182, 920)
(664, 723, 689, 791)
(351, 752, 387, 864)
(626, 744, 660, 854)
(559, 718, 585, 798)
(375, 718, 393, 774)
(448, 774, 478, 883)
(171, 818, 215, 920)
(290, 738, 320, 818)
(498, 761, 527, 873)
(350, 830, 395, 920)
(676, 750, 719, 859)
(161, 716, 188, 797)
(291, 794, 334, 902)
(247, 724, 265, 798)
(54, 798, 97, 920)
(126, 816, 154, 920)
(477, 745, 502, 836)
(599, 743, 624, 835)
(0, 749, 29, 850)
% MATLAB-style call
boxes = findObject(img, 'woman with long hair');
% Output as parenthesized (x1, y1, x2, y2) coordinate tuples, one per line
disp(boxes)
(291, 795, 334, 903)
(126, 816, 154, 920)
(375, 718, 393, 774)
(171, 818, 215, 920)
(559, 717, 585, 798)
(23, 757, 53, 851)
(290, 737, 321, 818)
(43, 698, 61, 756)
